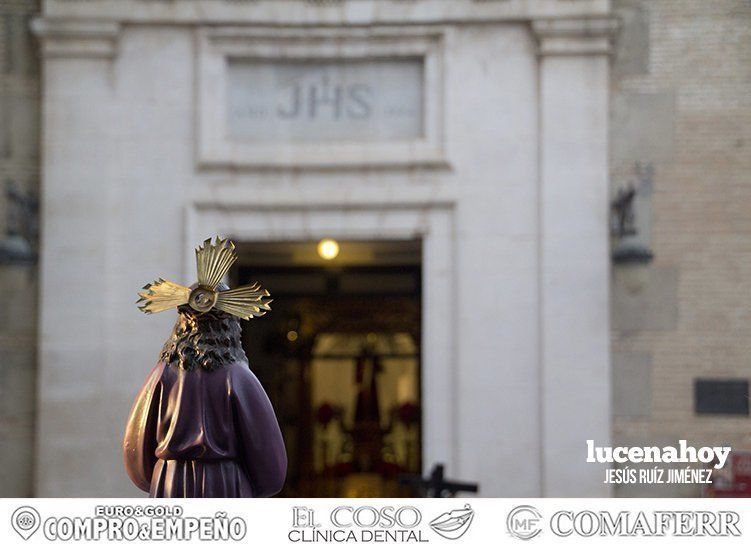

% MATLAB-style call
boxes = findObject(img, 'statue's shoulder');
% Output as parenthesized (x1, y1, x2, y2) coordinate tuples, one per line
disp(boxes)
(226, 362, 263, 390)
(227, 361, 255, 378)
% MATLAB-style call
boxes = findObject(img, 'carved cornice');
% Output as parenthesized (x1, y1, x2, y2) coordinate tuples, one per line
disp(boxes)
(531, 17, 620, 56)
(30, 18, 120, 59)
(42, 1, 610, 26)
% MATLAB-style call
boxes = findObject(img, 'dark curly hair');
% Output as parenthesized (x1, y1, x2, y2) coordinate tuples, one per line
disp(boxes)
(159, 306, 248, 371)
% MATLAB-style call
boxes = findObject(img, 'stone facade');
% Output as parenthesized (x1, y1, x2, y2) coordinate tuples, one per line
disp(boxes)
(610, 0, 751, 497)
(0, 0, 39, 498)
(30, 0, 613, 497)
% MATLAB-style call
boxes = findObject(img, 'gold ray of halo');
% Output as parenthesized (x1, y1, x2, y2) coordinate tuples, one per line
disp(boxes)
(215, 283, 273, 320)
(195, 237, 238, 288)
(137, 278, 191, 314)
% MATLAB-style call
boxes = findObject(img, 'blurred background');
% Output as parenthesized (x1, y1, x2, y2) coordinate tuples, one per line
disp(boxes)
(0, 0, 749, 499)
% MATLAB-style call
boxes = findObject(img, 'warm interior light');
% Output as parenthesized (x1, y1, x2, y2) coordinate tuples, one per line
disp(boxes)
(317, 238, 340, 260)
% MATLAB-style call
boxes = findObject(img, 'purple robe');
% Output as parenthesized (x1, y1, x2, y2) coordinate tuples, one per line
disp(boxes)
(123, 360, 287, 498)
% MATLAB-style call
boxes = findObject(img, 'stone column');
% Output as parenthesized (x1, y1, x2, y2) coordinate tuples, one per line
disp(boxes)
(31, 18, 121, 497)
(533, 17, 618, 497)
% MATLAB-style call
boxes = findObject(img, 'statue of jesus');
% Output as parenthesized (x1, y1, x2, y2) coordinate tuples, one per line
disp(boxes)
(123, 237, 287, 498)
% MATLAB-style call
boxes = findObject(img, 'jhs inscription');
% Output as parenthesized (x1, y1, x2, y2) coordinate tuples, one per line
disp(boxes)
(276, 81, 372, 120)
(227, 59, 424, 142)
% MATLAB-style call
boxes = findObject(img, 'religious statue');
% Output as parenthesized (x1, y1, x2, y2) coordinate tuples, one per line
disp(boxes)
(123, 237, 287, 498)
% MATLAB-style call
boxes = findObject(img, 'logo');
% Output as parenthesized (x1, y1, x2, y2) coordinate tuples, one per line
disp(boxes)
(290, 505, 427, 543)
(429, 504, 475, 540)
(550, 510, 741, 537)
(506, 505, 542, 540)
(11, 506, 41, 541)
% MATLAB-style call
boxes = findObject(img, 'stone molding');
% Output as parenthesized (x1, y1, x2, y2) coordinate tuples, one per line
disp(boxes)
(30, 18, 120, 59)
(42, 1, 610, 26)
(196, 26, 447, 170)
(532, 17, 620, 56)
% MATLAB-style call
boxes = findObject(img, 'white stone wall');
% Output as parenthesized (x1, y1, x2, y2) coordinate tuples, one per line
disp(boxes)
(33, 0, 614, 497)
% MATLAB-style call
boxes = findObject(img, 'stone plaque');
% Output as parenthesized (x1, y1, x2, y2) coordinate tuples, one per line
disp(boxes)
(695, 379, 749, 415)
(227, 58, 424, 142)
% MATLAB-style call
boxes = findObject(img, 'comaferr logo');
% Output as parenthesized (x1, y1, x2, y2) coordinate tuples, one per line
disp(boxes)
(550, 510, 741, 537)
(506, 505, 543, 540)
(506, 507, 742, 538)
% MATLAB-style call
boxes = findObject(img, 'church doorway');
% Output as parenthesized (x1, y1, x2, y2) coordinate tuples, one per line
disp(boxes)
(234, 240, 422, 497)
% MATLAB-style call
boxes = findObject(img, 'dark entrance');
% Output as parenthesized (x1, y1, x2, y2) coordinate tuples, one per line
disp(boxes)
(233, 240, 422, 497)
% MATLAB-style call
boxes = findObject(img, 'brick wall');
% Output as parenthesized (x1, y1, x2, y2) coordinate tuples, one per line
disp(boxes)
(611, 0, 751, 497)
